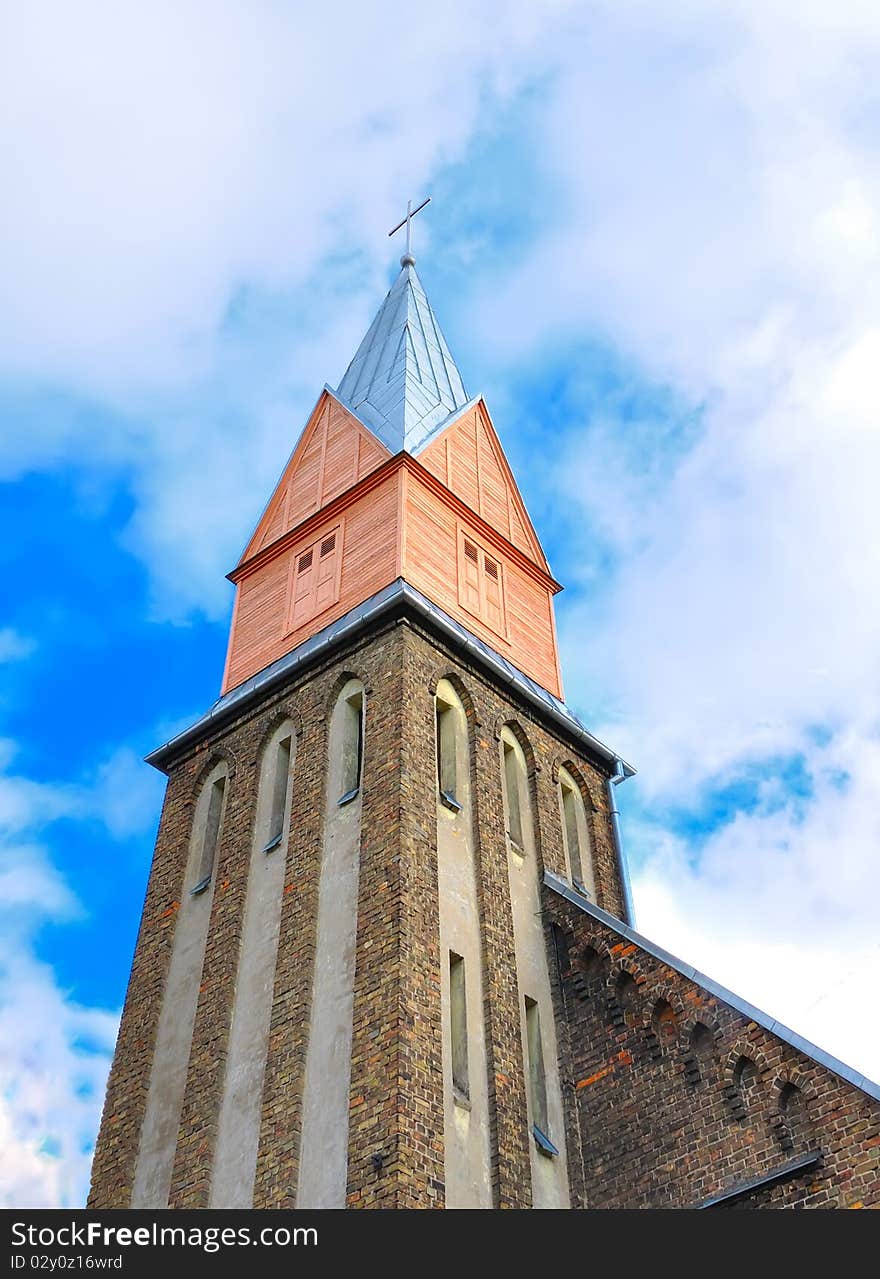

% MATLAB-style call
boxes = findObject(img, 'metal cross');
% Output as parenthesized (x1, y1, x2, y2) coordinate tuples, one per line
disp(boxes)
(388, 196, 431, 263)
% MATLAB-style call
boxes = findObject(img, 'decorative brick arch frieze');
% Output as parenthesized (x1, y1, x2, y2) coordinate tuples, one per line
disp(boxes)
(605, 957, 649, 1032)
(680, 1013, 722, 1087)
(724, 1040, 774, 1081)
(566, 935, 612, 1003)
(770, 1070, 817, 1151)
(723, 1042, 773, 1123)
(643, 987, 684, 1061)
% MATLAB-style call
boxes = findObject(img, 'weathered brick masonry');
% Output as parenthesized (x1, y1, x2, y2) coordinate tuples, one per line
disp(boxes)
(89, 605, 626, 1209)
(544, 886, 880, 1208)
(89, 602, 880, 1208)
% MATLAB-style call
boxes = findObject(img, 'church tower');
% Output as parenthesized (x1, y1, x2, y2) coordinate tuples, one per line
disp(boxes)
(89, 222, 879, 1211)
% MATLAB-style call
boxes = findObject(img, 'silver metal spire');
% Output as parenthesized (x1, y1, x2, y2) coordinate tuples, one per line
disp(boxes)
(334, 209, 469, 454)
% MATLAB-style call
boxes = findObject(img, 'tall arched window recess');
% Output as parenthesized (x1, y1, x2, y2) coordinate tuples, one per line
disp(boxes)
(500, 728, 528, 852)
(262, 728, 293, 852)
(435, 680, 468, 813)
(557, 766, 596, 899)
(336, 682, 364, 805)
(190, 768, 228, 896)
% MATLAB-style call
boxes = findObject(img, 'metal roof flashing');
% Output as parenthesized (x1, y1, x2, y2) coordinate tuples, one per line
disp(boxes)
(145, 579, 634, 778)
(543, 869, 880, 1104)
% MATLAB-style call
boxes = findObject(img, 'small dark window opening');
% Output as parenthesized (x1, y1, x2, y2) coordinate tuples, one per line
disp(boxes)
(525, 997, 557, 1157)
(263, 735, 291, 852)
(298, 548, 313, 571)
(778, 1082, 810, 1150)
(450, 952, 469, 1103)
(436, 699, 461, 812)
(191, 776, 225, 895)
(561, 781, 585, 891)
(338, 690, 364, 805)
(503, 741, 524, 849)
(732, 1055, 761, 1123)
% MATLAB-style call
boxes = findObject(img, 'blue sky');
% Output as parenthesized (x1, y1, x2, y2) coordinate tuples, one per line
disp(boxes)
(2, 1, 880, 1206)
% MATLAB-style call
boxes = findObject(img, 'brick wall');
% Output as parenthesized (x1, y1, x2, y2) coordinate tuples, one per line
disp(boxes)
(90, 607, 879, 1211)
(545, 887, 880, 1209)
(89, 611, 622, 1209)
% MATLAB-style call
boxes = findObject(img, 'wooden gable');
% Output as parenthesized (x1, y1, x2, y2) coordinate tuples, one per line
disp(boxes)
(417, 399, 549, 572)
(238, 391, 390, 565)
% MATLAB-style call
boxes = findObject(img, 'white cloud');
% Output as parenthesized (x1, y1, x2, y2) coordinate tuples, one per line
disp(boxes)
(0, 0, 581, 617)
(0, 741, 161, 1207)
(0, 820, 114, 1208)
(482, 2, 880, 1080)
(0, 766, 81, 834)
(90, 746, 164, 841)
(628, 724, 880, 1078)
(0, 953, 117, 1210)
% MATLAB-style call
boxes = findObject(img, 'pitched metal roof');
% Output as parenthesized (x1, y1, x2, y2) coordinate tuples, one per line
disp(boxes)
(334, 261, 469, 454)
(544, 870, 880, 1104)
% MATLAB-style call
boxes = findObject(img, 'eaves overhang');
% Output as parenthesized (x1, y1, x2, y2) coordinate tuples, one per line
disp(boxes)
(146, 578, 634, 779)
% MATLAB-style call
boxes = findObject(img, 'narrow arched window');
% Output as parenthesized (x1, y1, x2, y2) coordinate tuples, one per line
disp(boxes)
(449, 951, 469, 1101)
(297, 678, 364, 1207)
(338, 685, 364, 805)
(502, 738, 524, 850)
(191, 773, 227, 895)
(435, 680, 466, 812)
(525, 996, 557, 1157)
(263, 732, 292, 852)
(557, 766, 595, 899)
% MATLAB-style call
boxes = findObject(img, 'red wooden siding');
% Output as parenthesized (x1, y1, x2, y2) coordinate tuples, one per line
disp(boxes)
(401, 470, 562, 697)
(418, 400, 547, 571)
(223, 473, 400, 692)
(223, 396, 562, 698)
(240, 392, 389, 564)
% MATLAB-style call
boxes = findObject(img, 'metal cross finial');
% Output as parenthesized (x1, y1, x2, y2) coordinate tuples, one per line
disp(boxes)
(388, 196, 431, 267)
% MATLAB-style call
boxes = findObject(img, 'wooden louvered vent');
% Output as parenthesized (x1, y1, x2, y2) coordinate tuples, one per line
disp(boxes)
(457, 529, 507, 639)
(286, 523, 343, 632)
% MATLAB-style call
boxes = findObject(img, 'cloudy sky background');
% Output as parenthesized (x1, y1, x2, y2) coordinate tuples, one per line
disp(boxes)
(2, 0, 879, 1206)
